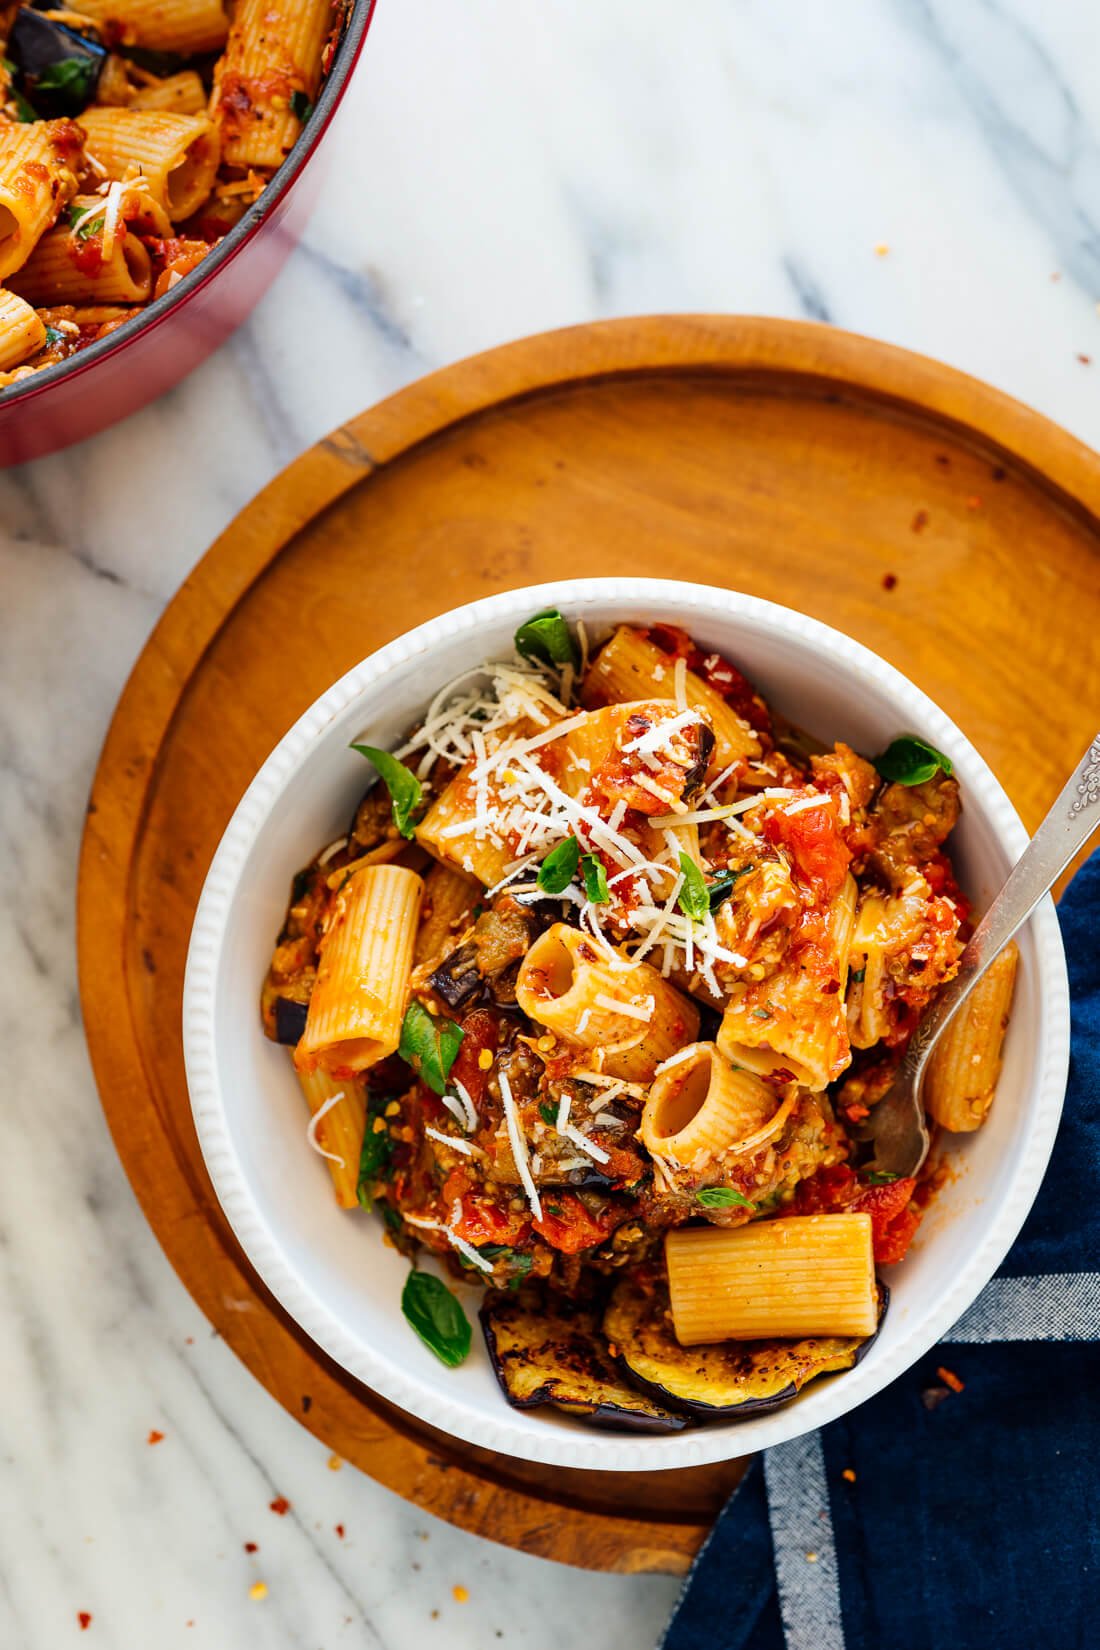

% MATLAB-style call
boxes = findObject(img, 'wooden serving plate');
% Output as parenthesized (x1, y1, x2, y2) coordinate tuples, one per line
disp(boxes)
(78, 317, 1100, 1574)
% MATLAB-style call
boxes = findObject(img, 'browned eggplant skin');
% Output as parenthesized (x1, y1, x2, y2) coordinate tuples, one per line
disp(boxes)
(479, 1288, 689, 1433)
(602, 1277, 889, 1420)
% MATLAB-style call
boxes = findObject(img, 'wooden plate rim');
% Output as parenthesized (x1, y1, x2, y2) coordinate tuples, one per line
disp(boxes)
(76, 315, 1098, 1571)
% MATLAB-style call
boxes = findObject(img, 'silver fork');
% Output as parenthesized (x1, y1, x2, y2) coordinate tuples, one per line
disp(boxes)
(857, 730, 1100, 1177)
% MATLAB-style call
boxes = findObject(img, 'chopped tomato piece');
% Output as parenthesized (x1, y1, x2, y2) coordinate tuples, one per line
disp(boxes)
(442, 1168, 530, 1247)
(762, 793, 851, 902)
(448, 1008, 499, 1104)
(533, 1194, 616, 1254)
(851, 1178, 921, 1265)
(791, 1166, 922, 1264)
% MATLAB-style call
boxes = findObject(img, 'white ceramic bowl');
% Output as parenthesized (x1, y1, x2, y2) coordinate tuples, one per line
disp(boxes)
(183, 578, 1069, 1471)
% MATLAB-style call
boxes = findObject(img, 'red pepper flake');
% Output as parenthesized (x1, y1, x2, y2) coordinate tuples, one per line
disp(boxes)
(841, 1468, 857, 1483)
(301, 1395, 312, 1413)
(990, 465, 1006, 482)
(934, 453, 951, 469)
(910, 509, 928, 534)
(269, 1496, 291, 1516)
(936, 1364, 965, 1393)
(922, 1383, 951, 1410)
(244, 1542, 258, 1554)
(845, 1103, 870, 1122)
(147, 1429, 165, 1445)
(335, 1523, 346, 1539)
(965, 495, 982, 511)
(77, 1612, 92, 1630)
(1077, 353, 1092, 365)
(881, 572, 898, 591)
(185, 1336, 194, 1345)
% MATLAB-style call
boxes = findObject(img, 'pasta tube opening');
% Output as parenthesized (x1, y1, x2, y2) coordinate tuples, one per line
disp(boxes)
(641, 1044, 785, 1168)
(516, 924, 700, 1082)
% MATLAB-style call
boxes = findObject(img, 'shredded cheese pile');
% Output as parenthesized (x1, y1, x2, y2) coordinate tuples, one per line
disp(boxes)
(394, 651, 823, 999)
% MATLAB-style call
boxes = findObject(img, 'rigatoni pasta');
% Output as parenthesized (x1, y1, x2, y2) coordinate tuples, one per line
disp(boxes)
(0, 2, 348, 389)
(581, 625, 761, 769)
(0, 288, 45, 367)
(641, 1044, 790, 1170)
(926, 943, 1018, 1132)
(212, 0, 333, 170)
(515, 923, 700, 1082)
(0, 119, 83, 280)
(75, 109, 220, 221)
(260, 604, 1009, 1428)
(296, 865, 423, 1076)
(130, 72, 208, 117)
(666, 1216, 878, 1343)
(63, 0, 230, 54)
(9, 215, 153, 304)
(297, 1066, 368, 1209)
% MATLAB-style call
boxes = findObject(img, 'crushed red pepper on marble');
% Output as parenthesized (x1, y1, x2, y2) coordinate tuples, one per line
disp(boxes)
(147, 1430, 164, 1445)
(269, 1496, 291, 1516)
(335, 1524, 346, 1540)
(244, 1542, 258, 1554)
(77, 1613, 92, 1630)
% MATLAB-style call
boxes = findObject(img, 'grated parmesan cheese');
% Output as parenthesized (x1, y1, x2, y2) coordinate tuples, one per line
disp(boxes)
(499, 1071, 542, 1220)
(306, 1091, 347, 1167)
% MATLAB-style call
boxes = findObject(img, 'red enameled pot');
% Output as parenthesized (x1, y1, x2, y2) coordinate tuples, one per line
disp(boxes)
(0, 0, 377, 468)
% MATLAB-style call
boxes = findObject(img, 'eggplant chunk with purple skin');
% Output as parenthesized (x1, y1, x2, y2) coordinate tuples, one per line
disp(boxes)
(480, 1286, 688, 1432)
(603, 1275, 888, 1419)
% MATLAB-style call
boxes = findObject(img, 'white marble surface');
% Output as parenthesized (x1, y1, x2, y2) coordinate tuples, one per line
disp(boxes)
(2, 0, 1099, 1644)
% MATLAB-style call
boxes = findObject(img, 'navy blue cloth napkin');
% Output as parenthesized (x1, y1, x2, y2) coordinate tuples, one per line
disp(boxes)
(662, 850, 1100, 1650)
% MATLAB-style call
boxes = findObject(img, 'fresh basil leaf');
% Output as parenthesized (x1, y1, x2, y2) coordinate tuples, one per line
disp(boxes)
(514, 607, 578, 668)
(850, 967, 866, 984)
(874, 735, 953, 787)
(43, 325, 65, 348)
(706, 863, 754, 911)
(860, 1170, 902, 1185)
(3, 59, 37, 122)
(67, 203, 102, 242)
(351, 743, 422, 838)
(290, 89, 314, 121)
(398, 1001, 464, 1096)
(581, 852, 610, 904)
(355, 1098, 394, 1210)
(697, 1187, 755, 1210)
(35, 55, 98, 104)
(676, 852, 710, 922)
(538, 1101, 557, 1125)
(381, 1203, 404, 1234)
(401, 1270, 471, 1367)
(537, 835, 580, 894)
(470, 1243, 533, 1278)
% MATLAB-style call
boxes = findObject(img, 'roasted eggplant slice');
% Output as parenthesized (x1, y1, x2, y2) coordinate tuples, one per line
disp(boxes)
(604, 1275, 887, 1419)
(272, 996, 309, 1045)
(8, 12, 107, 118)
(481, 1286, 688, 1432)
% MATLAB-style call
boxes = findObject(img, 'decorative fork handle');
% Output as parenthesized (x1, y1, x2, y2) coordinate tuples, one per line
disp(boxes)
(902, 731, 1100, 1082)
